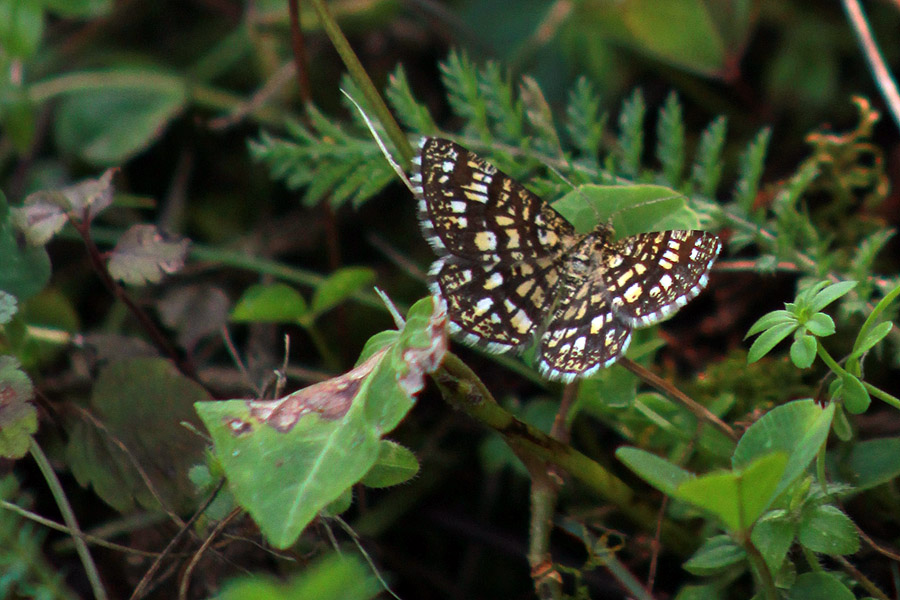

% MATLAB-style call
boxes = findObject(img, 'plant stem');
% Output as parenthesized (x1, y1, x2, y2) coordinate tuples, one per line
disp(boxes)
(817, 342, 900, 409)
(31, 440, 108, 600)
(308, 0, 414, 164)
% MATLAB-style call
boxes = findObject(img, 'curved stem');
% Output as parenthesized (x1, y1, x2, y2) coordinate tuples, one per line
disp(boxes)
(31, 440, 108, 600)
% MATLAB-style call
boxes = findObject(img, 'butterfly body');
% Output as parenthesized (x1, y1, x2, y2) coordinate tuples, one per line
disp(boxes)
(411, 137, 720, 382)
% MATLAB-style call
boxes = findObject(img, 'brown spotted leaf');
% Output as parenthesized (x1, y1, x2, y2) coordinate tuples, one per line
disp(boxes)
(107, 224, 190, 285)
(195, 296, 447, 548)
(0, 356, 38, 459)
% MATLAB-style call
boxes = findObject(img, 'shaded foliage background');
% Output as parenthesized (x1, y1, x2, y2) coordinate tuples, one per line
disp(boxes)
(2, 0, 900, 599)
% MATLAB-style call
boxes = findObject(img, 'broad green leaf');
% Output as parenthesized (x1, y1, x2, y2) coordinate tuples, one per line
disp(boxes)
(0, 192, 51, 301)
(751, 510, 796, 575)
(616, 446, 693, 495)
(747, 321, 797, 363)
(553, 184, 701, 236)
(733, 399, 835, 499)
(107, 224, 190, 285)
(745, 310, 794, 337)
(788, 572, 854, 600)
(231, 283, 308, 323)
(218, 554, 380, 600)
(789, 334, 816, 368)
(0, 356, 37, 459)
(840, 373, 870, 414)
(803, 312, 835, 337)
(310, 267, 376, 318)
(196, 297, 447, 548)
(683, 535, 745, 576)
(66, 358, 209, 513)
(0, 0, 44, 59)
(808, 281, 856, 314)
(54, 69, 187, 166)
(798, 504, 859, 555)
(675, 452, 788, 532)
(832, 437, 900, 491)
(359, 440, 420, 488)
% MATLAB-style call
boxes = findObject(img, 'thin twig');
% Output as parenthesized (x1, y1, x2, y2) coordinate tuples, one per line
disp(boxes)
(177, 508, 242, 600)
(31, 441, 108, 600)
(286, 0, 312, 108)
(842, 0, 900, 133)
(618, 358, 738, 442)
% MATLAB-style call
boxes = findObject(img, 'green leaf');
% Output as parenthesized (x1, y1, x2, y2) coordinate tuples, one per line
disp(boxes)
(385, 65, 438, 134)
(196, 297, 447, 548)
(788, 572, 854, 600)
(54, 69, 188, 166)
(789, 334, 817, 368)
(0, 356, 37, 459)
(552, 184, 701, 236)
(107, 224, 190, 285)
(747, 321, 797, 363)
(0, 290, 17, 324)
(733, 399, 835, 500)
(675, 452, 789, 532)
(803, 312, 835, 337)
(656, 92, 685, 188)
(0, 0, 44, 59)
(851, 321, 892, 357)
(218, 554, 380, 600)
(481, 61, 524, 143)
(807, 280, 857, 314)
(691, 116, 727, 197)
(231, 283, 308, 323)
(745, 310, 794, 338)
(831, 437, 900, 491)
(798, 504, 859, 556)
(0, 192, 51, 301)
(440, 49, 489, 138)
(616, 446, 693, 495)
(359, 440, 420, 488)
(617, 89, 645, 178)
(733, 128, 771, 217)
(683, 535, 745, 576)
(839, 373, 870, 414)
(310, 267, 376, 318)
(751, 510, 796, 575)
(66, 358, 209, 513)
(565, 77, 606, 161)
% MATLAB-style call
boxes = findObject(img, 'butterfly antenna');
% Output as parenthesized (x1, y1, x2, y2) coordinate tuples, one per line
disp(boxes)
(340, 88, 416, 194)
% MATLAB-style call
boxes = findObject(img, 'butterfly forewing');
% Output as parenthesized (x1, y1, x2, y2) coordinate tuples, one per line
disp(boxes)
(600, 231, 721, 327)
(413, 138, 577, 263)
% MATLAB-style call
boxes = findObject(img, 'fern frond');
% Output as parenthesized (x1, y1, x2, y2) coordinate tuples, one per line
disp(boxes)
(617, 89, 645, 179)
(440, 49, 490, 139)
(386, 65, 438, 135)
(479, 61, 524, 143)
(565, 77, 606, 163)
(733, 127, 772, 218)
(656, 92, 685, 188)
(691, 116, 728, 197)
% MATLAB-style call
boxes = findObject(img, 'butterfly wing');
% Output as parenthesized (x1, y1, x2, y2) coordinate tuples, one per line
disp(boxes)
(412, 137, 577, 264)
(599, 230, 720, 328)
(429, 255, 561, 353)
(537, 275, 632, 382)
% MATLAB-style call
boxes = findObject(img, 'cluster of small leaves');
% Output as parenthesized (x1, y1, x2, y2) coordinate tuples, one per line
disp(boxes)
(619, 399, 872, 598)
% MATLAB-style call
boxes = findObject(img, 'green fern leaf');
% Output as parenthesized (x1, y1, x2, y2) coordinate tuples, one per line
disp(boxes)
(734, 127, 772, 218)
(691, 116, 728, 197)
(440, 49, 490, 139)
(565, 77, 606, 163)
(656, 92, 685, 188)
(617, 89, 645, 178)
(386, 65, 438, 134)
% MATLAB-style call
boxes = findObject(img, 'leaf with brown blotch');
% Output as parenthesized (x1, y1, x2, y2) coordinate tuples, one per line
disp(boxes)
(107, 224, 190, 285)
(0, 356, 38, 459)
(195, 295, 448, 549)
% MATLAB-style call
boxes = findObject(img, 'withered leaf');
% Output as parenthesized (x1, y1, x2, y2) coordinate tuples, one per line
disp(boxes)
(107, 224, 190, 285)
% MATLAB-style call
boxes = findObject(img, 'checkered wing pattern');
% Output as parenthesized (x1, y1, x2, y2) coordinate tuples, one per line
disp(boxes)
(537, 278, 632, 380)
(600, 231, 721, 327)
(430, 256, 560, 352)
(411, 138, 577, 263)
